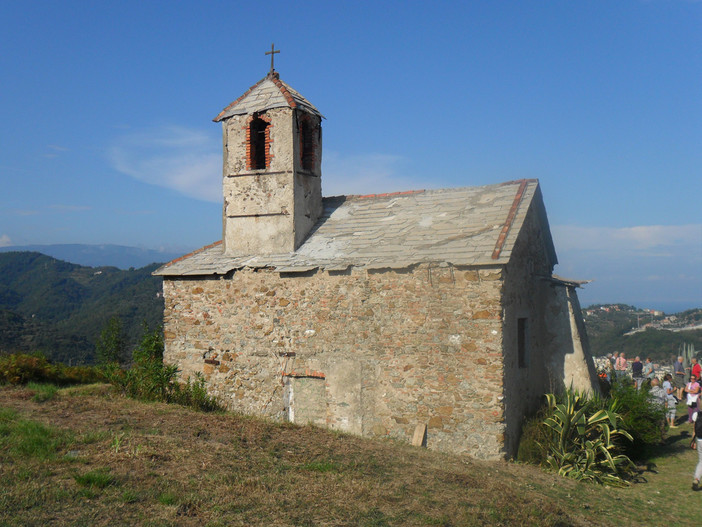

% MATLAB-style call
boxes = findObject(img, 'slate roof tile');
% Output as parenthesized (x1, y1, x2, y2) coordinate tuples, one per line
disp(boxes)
(155, 179, 556, 277)
(214, 73, 322, 121)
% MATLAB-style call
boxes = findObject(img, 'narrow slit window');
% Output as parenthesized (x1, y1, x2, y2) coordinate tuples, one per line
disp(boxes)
(250, 116, 269, 169)
(518, 317, 529, 368)
(300, 119, 315, 171)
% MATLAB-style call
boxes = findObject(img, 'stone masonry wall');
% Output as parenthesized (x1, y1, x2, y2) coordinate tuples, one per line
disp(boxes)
(163, 264, 508, 459)
(501, 200, 559, 456)
(501, 197, 598, 456)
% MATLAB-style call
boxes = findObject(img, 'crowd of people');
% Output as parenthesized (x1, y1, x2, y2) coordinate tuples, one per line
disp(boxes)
(605, 352, 702, 491)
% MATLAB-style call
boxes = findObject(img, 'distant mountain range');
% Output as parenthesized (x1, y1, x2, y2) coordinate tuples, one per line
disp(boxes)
(0, 244, 187, 270)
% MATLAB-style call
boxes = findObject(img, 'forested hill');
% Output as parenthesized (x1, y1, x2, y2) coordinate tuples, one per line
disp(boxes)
(0, 251, 163, 364)
(584, 304, 702, 363)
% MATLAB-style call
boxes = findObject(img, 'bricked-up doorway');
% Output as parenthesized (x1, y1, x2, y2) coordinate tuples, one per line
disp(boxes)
(249, 116, 269, 169)
(283, 376, 326, 426)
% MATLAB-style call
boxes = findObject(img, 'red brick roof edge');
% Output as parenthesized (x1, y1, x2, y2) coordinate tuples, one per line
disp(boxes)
(213, 72, 298, 122)
(268, 73, 298, 108)
(160, 240, 223, 268)
(492, 179, 530, 259)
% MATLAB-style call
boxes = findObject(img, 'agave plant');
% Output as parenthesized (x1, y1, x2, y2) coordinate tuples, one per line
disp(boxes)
(541, 390, 635, 487)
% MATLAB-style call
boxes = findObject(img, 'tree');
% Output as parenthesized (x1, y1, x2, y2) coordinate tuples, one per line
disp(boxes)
(95, 316, 126, 365)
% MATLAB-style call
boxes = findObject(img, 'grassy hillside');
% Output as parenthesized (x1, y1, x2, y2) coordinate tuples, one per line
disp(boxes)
(0, 384, 699, 526)
(0, 252, 163, 364)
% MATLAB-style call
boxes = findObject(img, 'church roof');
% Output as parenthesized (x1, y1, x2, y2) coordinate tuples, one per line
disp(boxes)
(154, 179, 557, 277)
(214, 72, 322, 122)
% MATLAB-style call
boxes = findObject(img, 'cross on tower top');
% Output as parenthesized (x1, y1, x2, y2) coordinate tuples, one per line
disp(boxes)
(265, 43, 280, 74)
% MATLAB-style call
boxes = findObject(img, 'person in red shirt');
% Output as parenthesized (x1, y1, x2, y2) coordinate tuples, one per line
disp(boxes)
(692, 358, 701, 381)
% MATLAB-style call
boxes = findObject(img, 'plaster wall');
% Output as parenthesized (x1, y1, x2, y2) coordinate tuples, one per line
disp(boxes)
(501, 200, 598, 456)
(223, 108, 295, 174)
(548, 285, 599, 395)
(221, 108, 322, 254)
(163, 264, 508, 459)
(501, 202, 559, 456)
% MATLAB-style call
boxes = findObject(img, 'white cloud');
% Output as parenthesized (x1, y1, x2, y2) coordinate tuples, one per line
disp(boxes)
(109, 126, 221, 202)
(12, 209, 39, 217)
(109, 127, 431, 202)
(50, 204, 92, 212)
(322, 151, 432, 196)
(43, 144, 69, 159)
(47, 144, 68, 152)
(552, 224, 702, 254)
(552, 224, 702, 310)
(0, 234, 11, 247)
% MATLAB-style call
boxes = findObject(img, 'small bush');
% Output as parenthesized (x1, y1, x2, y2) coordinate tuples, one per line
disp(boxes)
(106, 324, 223, 413)
(59, 365, 105, 385)
(0, 353, 55, 385)
(608, 378, 667, 460)
(95, 316, 127, 366)
(171, 373, 223, 413)
(516, 413, 550, 465)
(0, 353, 104, 386)
(519, 389, 635, 486)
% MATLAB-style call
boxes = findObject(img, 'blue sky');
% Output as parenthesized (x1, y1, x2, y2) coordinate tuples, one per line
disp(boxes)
(1, 1, 700, 312)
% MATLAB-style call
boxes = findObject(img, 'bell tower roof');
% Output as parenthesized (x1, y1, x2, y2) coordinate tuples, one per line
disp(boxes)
(214, 72, 323, 122)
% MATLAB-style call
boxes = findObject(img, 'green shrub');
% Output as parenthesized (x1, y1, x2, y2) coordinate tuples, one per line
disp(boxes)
(107, 323, 174, 401)
(0, 353, 104, 386)
(171, 373, 223, 413)
(106, 324, 222, 413)
(607, 378, 667, 460)
(95, 316, 127, 366)
(59, 365, 104, 385)
(516, 413, 550, 465)
(533, 390, 635, 486)
(0, 353, 55, 385)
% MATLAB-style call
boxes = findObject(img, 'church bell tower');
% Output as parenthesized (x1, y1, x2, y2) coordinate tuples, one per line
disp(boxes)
(214, 46, 323, 256)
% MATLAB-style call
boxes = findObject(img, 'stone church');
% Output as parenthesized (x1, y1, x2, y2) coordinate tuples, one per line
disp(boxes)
(154, 65, 598, 460)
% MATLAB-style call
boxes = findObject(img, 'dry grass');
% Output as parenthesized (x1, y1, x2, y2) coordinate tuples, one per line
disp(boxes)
(0, 385, 698, 526)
